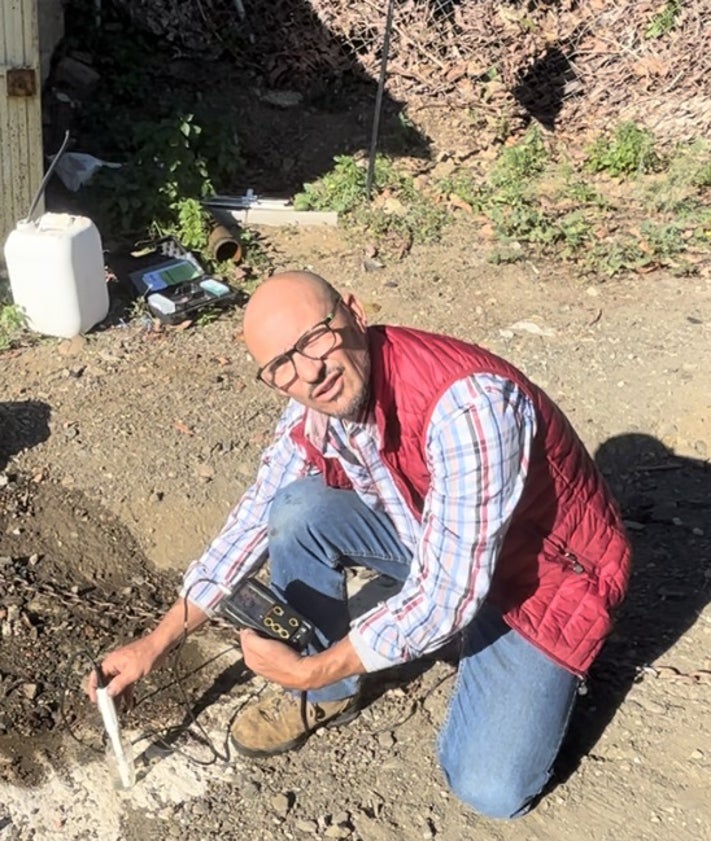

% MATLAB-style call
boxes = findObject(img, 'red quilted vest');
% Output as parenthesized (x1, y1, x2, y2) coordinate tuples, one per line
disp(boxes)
(292, 325, 631, 675)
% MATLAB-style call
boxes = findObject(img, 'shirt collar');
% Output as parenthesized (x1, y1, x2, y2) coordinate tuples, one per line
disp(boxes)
(303, 406, 377, 453)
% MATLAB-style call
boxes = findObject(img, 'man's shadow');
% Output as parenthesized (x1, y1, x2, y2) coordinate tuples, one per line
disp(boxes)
(557, 432, 711, 777)
(0, 400, 52, 471)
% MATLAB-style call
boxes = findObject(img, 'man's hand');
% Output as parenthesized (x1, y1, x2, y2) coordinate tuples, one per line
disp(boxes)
(240, 628, 366, 691)
(85, 597, 209, 703)
(87, 635, 163, 703)
(240, 629, 310, 690)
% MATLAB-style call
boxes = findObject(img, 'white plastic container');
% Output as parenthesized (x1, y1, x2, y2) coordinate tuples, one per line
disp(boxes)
(4, 213, 109, 338)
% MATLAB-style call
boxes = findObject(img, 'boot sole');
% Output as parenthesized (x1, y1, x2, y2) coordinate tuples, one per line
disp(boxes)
(230, 704, 360, 759)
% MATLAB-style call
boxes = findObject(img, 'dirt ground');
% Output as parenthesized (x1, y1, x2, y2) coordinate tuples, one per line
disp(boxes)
(1, 219, 710, 840)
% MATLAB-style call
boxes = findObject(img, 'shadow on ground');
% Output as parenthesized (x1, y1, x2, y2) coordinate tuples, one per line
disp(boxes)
(558, 432, 711, 778)
(0, 401, 52, 472)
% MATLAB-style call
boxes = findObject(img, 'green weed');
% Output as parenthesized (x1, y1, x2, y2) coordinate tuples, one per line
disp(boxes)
(238, 230, 274, 282)
(637, 139, 711, 216)
(490, 128, 548, 189)
(153, 197, 211, 253)
(586, 122, 663, 177)
(586, 238, 650, 276)
(295, 155, 449, 256)
(294, 155, 370, 213)
(645, 0, 682, 39)
(558, 211, 593, 253)
(435, 171, 490, 211)
(487, 248, 525, 265)
(87, 112, 242, 241)
(0, 298, 25, 351)
(641, 221, 687, 259)
(558, 174, 610, 209)
(71, 16, 243, 245)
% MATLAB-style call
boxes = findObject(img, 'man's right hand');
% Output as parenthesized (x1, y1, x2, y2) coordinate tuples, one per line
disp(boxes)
(85, 596, 210, 703)
(87, 634, 164, 703)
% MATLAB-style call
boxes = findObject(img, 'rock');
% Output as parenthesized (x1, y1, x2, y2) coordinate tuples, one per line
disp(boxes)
(55, 56, 101, 98)
(259, 90, 303, 108)
(377, 731, 396, 749)
(295, 819, 318, 833)
(271, 792, 291, 815)
(22, 683, 39, 700)
(196, 464, 215, 482)
(58, 335, 87, 357)
(509, 320, 556, 337)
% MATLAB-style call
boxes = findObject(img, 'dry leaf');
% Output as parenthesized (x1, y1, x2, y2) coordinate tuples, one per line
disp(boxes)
(449, 194, 474, 213)
(169, 319, 192, 332)
(635, 262, 661, 274)
(631, 56, 669, 78)
(445, 62, 468, 82)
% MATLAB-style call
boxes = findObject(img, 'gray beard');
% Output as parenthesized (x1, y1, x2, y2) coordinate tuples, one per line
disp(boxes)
(331, 355, 371, 421)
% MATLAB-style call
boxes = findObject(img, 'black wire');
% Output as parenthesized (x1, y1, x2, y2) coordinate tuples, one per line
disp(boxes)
(126, 576, 238, 765)
(57, 577, 239, 762)
(59, 647, 107, 754)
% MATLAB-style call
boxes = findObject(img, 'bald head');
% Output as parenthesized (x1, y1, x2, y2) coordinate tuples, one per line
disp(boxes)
(243, 271, 339, 361)
(243, 271, 371, 419)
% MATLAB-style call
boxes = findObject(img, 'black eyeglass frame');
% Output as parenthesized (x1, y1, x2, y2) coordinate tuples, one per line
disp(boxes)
(255, 296, 342, 389)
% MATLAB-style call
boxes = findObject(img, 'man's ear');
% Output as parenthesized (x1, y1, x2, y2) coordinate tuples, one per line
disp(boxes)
(342, 293, 368, 331)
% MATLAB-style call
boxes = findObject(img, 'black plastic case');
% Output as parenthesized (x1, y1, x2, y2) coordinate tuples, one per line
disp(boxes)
(109, 236, 241, 325)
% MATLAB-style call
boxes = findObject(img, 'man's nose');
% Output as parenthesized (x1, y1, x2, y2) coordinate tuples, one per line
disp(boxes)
(293, 354, 326, 383)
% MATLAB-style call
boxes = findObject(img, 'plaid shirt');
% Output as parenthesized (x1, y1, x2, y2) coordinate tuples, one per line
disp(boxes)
(182, 374, 536, 671)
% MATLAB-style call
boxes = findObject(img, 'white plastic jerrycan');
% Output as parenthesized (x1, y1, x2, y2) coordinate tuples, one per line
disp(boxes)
(4, 213, 109, 339)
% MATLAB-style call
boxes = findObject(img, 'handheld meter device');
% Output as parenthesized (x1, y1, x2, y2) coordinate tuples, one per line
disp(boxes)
(219, 577, 315, 650)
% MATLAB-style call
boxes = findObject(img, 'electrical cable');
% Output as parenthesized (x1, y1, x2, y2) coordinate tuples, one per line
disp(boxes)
(60, 573, 444, 770)
(59, 575, 274, 767)
(59, 648, 108, 753)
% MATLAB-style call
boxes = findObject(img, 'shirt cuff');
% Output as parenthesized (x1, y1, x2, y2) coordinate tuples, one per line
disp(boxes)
(348, 626, 400, 673)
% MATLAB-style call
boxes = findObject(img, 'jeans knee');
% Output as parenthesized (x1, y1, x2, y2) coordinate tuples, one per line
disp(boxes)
(439, 751, 538, 820)
(268, 477, 333, 547)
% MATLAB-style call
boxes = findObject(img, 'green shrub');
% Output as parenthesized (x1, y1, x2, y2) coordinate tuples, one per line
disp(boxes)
(0, 301, 25, 351)
(587, 122, 663, 177)
(645, 0, 682, 39)
(490, 128, 548, 189)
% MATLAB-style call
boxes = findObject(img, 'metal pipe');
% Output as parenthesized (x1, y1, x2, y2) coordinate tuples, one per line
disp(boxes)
(365, 0, 396, 202)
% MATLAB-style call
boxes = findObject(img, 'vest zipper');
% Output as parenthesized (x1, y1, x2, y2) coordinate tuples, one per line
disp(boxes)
(543, 532, 591, 575)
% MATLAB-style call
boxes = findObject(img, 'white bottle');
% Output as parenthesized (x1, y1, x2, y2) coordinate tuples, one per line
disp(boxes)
(4, 213, 109, 339)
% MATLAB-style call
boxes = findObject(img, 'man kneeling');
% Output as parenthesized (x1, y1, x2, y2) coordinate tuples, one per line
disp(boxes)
(89, 271, 631, 819)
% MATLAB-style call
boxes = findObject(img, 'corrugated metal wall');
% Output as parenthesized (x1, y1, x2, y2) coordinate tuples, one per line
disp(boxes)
(0, 0, 43, 250)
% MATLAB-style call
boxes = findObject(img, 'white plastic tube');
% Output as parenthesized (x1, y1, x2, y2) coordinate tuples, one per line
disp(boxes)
(96, 687, 135, 790)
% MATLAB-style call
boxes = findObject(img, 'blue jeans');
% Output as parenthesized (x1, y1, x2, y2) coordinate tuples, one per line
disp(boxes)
(267, 477, 579, 819)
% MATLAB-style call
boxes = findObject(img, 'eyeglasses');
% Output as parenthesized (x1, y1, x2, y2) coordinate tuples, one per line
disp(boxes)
(256, 297, 341, 389)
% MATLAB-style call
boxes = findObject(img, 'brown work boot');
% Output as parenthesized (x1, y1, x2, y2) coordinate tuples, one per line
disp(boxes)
(230, 690, 359, 757)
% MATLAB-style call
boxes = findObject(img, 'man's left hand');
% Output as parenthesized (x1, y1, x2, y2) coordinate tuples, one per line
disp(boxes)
(240, 628, 309, 690)
(239, 628, 366, 691)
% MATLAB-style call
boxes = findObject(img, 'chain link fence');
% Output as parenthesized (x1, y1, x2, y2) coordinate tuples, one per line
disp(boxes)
(111, 0, 711, 144)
